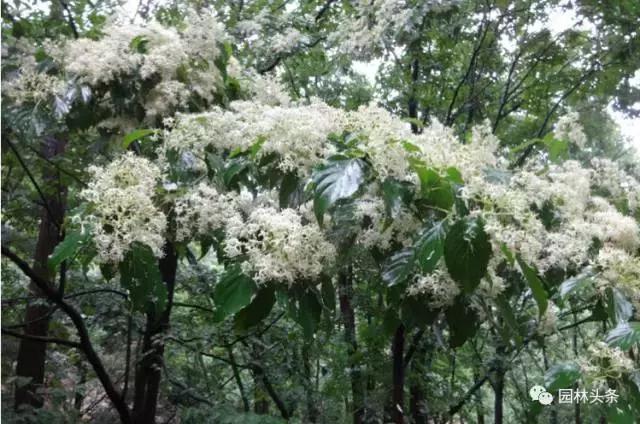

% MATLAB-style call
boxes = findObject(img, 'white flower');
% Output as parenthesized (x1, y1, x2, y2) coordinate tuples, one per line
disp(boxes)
(174, 183, 240, 242)
(408, 265, 460, 308)
(555, 112, 587, 148)
(80, 153, 166, 262)
(224, 206, 335, 284)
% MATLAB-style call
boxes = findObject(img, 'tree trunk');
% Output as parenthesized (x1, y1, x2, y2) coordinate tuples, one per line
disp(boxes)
(410, 384, 427, 424)
(131, 241, 177, 423)
(338, 267, 365, 424)
(14, 136, 67, 409)
(303, 342, 319, 422)
(389, 325, 405, 424)
(493, 368, 504, 424)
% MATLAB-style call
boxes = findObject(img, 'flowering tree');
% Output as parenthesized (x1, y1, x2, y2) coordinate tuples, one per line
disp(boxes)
(2, 2, 639, 424)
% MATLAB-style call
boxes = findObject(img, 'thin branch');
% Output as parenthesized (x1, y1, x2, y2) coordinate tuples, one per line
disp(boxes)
(1, 246, 132, 423)
(2, 327, 81, 348)
(5, 139, 61, 231)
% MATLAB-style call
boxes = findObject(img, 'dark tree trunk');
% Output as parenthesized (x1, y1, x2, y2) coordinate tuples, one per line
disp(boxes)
(410, 384, 427, 424)
(303, 342, 319, 422)
(14, 136, 67, 409)
(131, 241, 177, 423)
(493, 368, 505, 424)
(389, 325, 405, 424)
(338, 267, 365, 424)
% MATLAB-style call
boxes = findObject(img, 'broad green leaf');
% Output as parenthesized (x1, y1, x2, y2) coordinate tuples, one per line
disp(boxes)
(401, 295, 438, 328)
(414, 222, 446, 273)
(444, 217, 492, 293)
(545, 137, 569, 162)
(279, 172, 299, 208)
(321, 279, 336, 313)
(122, 129, 157, 149)
(559, 270, 593, 299)
(234, 286, 276, 332)
(413, 166, 455, 210)
(223, 157, 250, 188)
(48, 231, 90, 270)
(516, 255, 548, 317)
(312, 158, 366, 226)
(119, 243, 166, 315)
(382, 248, 415, 287)
(605, 322, 640, 349)
(606, 404, 635, 424)
(544, 362, 581, 392)
(607, 287, 633, 324)
(296, 290, 322, 338)
(129, 35, 149, 53)
(445, 296, 479, 348)
(213, 266, 256, 322)
(382, 178, 413, 219)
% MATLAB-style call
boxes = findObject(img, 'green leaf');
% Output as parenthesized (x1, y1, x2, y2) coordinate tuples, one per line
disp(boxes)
(445, 167, 464, 184)
(296, 290, 322, 338)
(606, 404, 635, 424)
(414, 222, 446, 273)
(544, 362, 581, 392)
(119, 243, 166, 314)
(607, 287, 633, 324)
(48, 231, 90, 270)
(605, 322, 640, 349)
(444, 217, 492, 293)
(279, 172, 299, 208)
(500, 243, 515, 266)
(382, 178, 413, 219)
(445, 296, 479, 348)
(413, 166, 455, 210)
(559, 270, 593, 299)
(122, 129, 157, 149)
(213, 266, 256, 322)
(321, 279, 336, 313)
(495, 294, 523, 345)
(382, 248, 415, 287)
(234, 286, 276, 332)
(516, 255, 548, 317)
(312, 158, 366, 226)
(544, 137, 569, 163)
(401, 295, 438, 328)
(130, 35, 149, 53)
(223, 157, 250, 188)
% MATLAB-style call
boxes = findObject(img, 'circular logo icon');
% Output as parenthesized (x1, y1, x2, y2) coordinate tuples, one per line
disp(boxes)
(529, 385, 546, 401)
(538, 391, 554, 405)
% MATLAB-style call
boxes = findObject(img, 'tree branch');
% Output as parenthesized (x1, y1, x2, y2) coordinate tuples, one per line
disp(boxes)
(2, 327, 81, 348)
(1, 246, 132, 423)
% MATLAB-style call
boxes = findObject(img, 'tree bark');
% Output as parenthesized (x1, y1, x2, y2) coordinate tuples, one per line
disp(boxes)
(14, 136, 67, 410)
(338, 267, 365, 424)
(390, 324, 405, 423)
(131, 241, 178, 423)
(493, 367, 505, 424)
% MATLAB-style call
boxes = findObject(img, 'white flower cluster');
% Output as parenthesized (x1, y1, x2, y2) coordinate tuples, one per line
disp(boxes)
(80, 153, 166, 262)
(51, 12, 223, 122)
(354, 192, 421, 249)
(555, 111, 587, 148)
(331, 0, 461, 58)
(165, 99, 344, 176)
(579, 341, 635, 387)
(590, 157, 640, 213)
(479, 158, 639, 273)
(407, 266, 460, 308)
(174, 183, 239, 242)
(224, 206, 336, 284)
